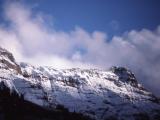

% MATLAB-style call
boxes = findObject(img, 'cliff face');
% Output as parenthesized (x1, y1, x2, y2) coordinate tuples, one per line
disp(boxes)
(0, 47, 160, 120)
(0, 47, 21, 74)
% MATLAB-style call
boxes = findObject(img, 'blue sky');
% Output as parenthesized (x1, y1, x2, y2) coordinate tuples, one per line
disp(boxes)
(1, 0, 160, 38)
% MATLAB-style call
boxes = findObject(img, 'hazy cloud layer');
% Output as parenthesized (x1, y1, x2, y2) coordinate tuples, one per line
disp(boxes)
(0, 2, 160, 96)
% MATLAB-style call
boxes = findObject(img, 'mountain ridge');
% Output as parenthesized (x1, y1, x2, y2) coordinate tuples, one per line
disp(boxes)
(0, 47, 160, 120)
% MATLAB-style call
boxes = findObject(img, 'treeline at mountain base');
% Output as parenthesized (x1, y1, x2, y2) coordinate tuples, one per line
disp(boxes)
(0, 82, 92, 120)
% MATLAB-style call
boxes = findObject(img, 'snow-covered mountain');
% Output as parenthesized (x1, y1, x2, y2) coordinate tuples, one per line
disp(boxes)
(0, 47, 160, 120)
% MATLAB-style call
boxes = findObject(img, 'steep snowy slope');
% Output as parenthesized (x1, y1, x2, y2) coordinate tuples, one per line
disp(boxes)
(0, 47, 160, 120)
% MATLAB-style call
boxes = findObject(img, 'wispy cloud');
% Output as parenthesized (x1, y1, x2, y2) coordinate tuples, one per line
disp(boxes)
(0, 2, 160, 96)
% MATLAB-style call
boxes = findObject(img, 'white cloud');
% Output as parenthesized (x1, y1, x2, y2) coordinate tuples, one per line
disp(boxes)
(0, 2, 160, 96)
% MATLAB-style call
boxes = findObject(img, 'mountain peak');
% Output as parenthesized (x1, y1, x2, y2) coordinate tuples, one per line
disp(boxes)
(0, 47, 22, 74)
(0, 47, 15, 63)
(110, 66, 138, 87)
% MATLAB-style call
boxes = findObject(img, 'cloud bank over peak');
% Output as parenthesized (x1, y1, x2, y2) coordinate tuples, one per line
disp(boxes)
(0, 2, 160, 96)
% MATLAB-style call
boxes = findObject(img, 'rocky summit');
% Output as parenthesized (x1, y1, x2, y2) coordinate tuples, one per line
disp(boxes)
(0, 47, 160, 120)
